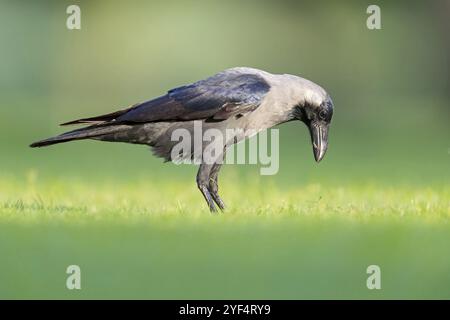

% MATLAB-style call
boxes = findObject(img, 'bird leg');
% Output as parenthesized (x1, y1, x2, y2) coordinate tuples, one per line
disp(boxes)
(197, 164, 217, 213)
(209, 162, 226, 211)
(197, 151, 226, 212)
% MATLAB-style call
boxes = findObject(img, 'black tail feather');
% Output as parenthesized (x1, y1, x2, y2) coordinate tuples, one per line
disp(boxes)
(59, 106, 136, 126)
(30, 136, 79, 148)
(30, 124, 130, 148)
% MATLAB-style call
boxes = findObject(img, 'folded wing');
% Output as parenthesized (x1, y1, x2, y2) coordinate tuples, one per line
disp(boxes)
(61, 70, 271, 126)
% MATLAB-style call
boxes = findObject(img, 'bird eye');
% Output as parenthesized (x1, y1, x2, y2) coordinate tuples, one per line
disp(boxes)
(319, 110, 327, 120)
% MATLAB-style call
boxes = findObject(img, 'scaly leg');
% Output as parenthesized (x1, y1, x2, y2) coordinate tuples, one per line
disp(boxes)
(197, 164, 217, 212)
(209, 162, 225, 211)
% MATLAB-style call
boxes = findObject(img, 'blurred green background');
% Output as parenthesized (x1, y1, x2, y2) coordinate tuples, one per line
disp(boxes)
(0, 0, 449, 299)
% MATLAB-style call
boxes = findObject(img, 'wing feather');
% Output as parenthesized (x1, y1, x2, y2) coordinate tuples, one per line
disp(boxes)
(62, 69, 270, 126)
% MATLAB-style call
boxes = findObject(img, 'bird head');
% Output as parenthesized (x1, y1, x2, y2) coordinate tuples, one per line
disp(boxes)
(288, 78, 334, 162)
(301, 96, 333, 162)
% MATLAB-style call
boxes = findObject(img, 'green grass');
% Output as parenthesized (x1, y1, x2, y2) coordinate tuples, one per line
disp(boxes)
(0, 174, 448, 299)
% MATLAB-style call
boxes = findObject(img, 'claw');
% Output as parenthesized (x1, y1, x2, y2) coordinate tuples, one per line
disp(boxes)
(198, 184, 217, 213)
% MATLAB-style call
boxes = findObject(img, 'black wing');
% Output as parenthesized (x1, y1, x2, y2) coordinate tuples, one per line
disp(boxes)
(61, 70, 270, 126)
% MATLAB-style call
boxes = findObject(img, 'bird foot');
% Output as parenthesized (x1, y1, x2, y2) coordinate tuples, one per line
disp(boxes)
(198, 184, 218, 213)
(211, 192, 226, 211)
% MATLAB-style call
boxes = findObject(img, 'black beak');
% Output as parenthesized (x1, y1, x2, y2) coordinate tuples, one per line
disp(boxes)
(309, 122, 329, 162)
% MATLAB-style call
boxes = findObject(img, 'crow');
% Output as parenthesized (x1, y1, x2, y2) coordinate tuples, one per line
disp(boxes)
(30, 67, 334, 212)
